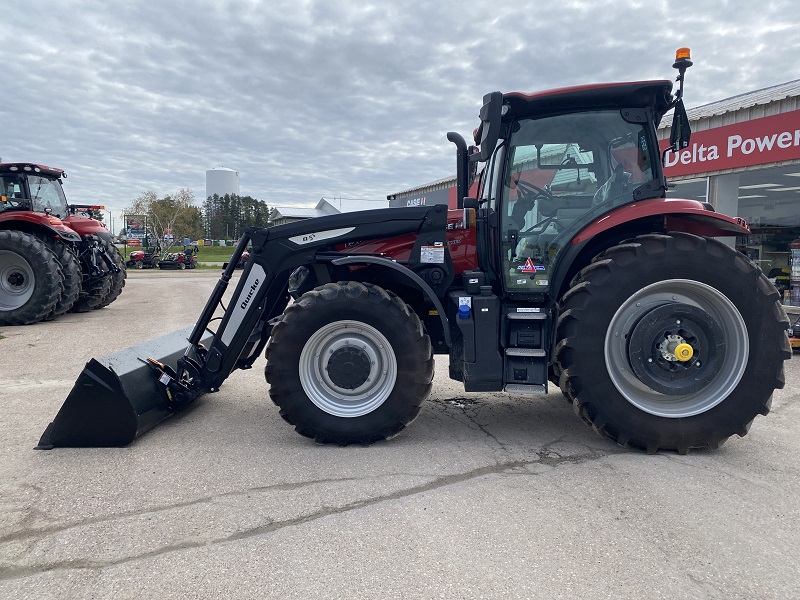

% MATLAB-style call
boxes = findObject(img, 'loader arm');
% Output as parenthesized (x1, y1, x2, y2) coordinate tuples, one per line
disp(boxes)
(186, 204, 450, 392)
(39, 204, 450, 448)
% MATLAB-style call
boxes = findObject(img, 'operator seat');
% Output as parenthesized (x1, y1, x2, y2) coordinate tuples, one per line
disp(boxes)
(592, 164, 630, 207)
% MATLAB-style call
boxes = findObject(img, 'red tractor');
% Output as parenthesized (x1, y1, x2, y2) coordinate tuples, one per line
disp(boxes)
(0, 163, 126, 325)
(126, 245, 161, 269)
(40, 50, 791, 455)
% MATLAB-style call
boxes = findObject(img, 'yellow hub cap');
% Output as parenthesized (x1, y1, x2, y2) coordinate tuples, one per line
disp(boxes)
(674, 343, 694, 362)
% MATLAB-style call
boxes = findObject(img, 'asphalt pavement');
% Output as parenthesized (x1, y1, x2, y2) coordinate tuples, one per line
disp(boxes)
(1, 269, 799, 599)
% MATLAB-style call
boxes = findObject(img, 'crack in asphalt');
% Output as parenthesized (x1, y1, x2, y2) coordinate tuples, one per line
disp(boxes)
(0, 444, 620, 581)
(0, 477, 360, 545)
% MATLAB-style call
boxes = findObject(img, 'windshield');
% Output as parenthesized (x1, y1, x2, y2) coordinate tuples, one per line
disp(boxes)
(27, 175, 69, 218)
(500, 110, 655, 294)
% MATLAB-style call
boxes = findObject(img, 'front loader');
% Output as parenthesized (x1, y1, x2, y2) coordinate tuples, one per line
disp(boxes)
(39, 49, 791, 454)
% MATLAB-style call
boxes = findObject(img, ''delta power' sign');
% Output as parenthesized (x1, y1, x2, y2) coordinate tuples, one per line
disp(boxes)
(661, 109, 800, 177)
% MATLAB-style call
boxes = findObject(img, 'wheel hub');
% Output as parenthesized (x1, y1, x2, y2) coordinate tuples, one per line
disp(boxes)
(299, 320, 398, 418)
(627, 303, 724, 396)
(8, 271, 25, 287)
(326, 346, 371, 390)
(661, 338, 694, 362)
(605, 279, 749, 418)
(0, 250, 35, 310)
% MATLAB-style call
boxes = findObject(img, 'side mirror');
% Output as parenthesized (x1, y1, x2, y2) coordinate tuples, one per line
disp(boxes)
(467, 145, 479, 187)
(477, 91, 503, 162)
(668, 47, 693, 153)
(669, 98, 691, 151)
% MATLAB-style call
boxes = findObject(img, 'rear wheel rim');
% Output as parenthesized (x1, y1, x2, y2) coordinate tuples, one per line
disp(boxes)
(0, 250, 35, 310)
(605, 279, 748, 418)
(299, 320, 397, 417)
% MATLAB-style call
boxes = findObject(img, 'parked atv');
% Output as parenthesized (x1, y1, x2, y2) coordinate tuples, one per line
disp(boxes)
(159, 246, 198, 270)
(126, 246, 160, 269)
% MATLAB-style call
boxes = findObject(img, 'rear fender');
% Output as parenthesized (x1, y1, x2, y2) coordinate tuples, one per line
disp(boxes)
(571, 198, 749, 245)
(0, 212, 81, 242)
(551, 201, 749, 304)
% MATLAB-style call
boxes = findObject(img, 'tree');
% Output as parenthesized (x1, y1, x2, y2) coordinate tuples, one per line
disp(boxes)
(127, 189, 203, 249)
(203, 193, 271, 240)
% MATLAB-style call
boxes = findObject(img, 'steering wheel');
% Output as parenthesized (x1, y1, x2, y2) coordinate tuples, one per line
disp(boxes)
(511, 178, 561, 235)
(514, 179, 549, 199)
(514, 179, 559, 217)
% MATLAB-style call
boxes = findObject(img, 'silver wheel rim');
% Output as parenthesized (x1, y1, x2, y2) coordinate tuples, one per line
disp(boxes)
(0, 250, 35, 310)
(299, 320, 397, 418)
(605, 279, 748, 418)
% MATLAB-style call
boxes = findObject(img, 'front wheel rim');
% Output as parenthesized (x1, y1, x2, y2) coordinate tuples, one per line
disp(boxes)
(299, 320, 397, 418)
(0, 250, 35, 310)
(605, 279, 749, 418)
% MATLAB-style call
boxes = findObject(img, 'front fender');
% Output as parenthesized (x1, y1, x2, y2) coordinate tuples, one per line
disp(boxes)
(331, 255, 452, 347)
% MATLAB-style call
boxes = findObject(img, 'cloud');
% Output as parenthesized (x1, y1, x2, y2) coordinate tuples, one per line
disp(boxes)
(2, 0, 798, 222)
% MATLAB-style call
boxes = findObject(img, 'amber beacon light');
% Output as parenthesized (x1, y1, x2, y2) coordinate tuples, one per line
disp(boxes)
(673, 47, 692, 69)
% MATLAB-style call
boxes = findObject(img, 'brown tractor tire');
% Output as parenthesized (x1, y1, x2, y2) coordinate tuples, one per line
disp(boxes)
(0, 230, 64, 326)
(265, 281, 434, 445)
(555, 233, 791, 454)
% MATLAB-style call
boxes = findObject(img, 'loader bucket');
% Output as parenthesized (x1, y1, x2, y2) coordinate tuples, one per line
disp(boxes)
(36, 326, 213, 449)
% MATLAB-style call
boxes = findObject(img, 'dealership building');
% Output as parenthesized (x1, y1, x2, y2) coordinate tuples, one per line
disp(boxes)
(390, 79, 800, 277)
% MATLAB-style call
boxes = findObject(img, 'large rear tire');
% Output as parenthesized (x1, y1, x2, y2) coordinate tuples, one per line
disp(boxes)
(555, 233, 790, 454)
(0, 231, 63, 325)
(265, 281, 434, 445)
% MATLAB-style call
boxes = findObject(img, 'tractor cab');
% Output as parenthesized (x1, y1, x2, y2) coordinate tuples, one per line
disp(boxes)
(0, 164, 70, 219)
(472, 81, 678, 299)
(463, 50, 694, 302)
(494, 103, 662, 294)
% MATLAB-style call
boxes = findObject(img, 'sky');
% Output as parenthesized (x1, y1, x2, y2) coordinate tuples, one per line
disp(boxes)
(3, 0, 798, 227)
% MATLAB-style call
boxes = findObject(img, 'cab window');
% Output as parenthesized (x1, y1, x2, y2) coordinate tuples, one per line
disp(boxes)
(499, 110, 654, 294)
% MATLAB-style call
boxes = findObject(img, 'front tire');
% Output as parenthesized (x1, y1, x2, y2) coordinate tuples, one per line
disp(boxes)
(98, 239, 126, 308)
(555, 233, 790, 454)
(265, 281, 434, 445)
